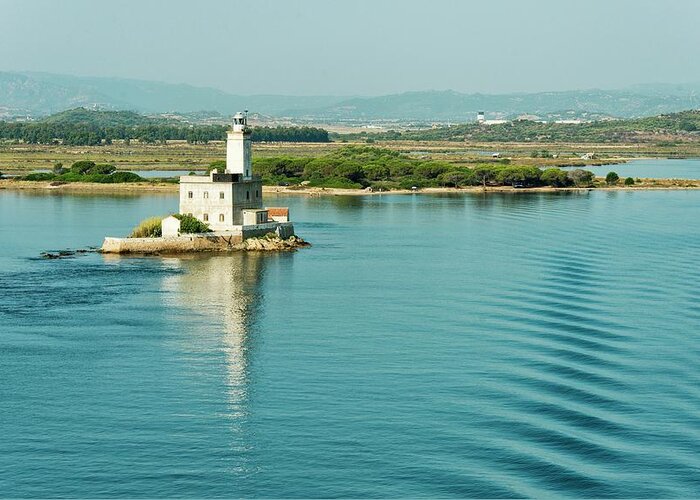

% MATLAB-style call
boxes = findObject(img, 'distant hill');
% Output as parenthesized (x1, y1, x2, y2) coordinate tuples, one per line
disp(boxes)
(0, 72, 345, 117)
(1, 71, 699, 122)
(298, 88, 700, 122)
(40, 108, 169, 127)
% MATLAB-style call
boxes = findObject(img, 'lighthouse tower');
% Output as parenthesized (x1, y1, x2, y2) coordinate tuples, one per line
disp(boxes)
(226, 111, 252, 179)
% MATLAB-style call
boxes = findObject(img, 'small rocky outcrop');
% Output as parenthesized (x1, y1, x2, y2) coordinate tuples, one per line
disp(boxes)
(238, 235, 310, 251)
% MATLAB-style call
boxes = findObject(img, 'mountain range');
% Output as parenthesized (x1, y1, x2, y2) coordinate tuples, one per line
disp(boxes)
(1, 71, 699, 122)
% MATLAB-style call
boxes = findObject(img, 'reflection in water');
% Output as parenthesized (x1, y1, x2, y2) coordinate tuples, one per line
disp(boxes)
(161, 253, 266, 415)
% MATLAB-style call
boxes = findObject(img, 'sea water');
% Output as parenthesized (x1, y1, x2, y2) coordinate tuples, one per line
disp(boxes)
(1, 188, 699, 497)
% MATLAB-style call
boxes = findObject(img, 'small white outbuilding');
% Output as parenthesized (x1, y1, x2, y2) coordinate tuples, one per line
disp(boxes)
(161, 215, 181, 237)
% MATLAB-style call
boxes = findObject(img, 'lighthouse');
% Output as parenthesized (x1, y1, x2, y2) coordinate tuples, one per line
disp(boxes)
(176, 111, 292, 233)
(226, 111, 252, 179)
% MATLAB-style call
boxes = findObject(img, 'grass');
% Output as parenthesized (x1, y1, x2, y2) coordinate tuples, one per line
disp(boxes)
(129, 216, 163, 238)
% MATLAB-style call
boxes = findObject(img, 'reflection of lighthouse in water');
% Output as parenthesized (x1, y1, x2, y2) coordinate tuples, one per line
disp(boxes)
(160, 254, 265, 413)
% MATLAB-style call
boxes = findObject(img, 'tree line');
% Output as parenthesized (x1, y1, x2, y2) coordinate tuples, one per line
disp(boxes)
(337, 110, 700, 144)
(0, 122, 329, 145)
(252, 146, 596, 189)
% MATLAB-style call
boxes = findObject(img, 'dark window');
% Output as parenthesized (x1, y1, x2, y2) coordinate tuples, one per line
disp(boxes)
(188, 191, 193, 199)
(203, 192, 209, 199)
(256, 190, 259, 198)
(203, 213, 208, 221)
(219, 191, 225, 199)
(246, 191, 250, 200)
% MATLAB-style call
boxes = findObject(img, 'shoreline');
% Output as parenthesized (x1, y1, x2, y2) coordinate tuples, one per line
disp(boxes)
(3, 179, 700, 196)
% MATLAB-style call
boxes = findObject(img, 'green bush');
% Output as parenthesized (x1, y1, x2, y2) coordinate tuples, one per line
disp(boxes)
(567, 169, 595, 187)
(207, 160, 226, 174)
(606, 171, 620, 185)
(624, 177, 635, 186)
(129, 216, 163, 238)
(21, 165, 143, 184)
(108, 171, 143, 183)
(23, 172, 56, 181)
(87, 163, 116, 175)
(70, 160, 96, 174)
(174, 213, 211, 233)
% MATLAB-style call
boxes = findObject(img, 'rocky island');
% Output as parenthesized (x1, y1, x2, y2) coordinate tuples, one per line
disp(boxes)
(101, 112, 308, 255)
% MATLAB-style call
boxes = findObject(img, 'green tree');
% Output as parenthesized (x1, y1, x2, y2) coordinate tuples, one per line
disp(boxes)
(605, 171, 620, 185)
(207, 160, 227, 174)
(540, 168, 570, 187)
(567, 168, 594, 187)
(88, 163, 116, 175)
(70, 160, 96, 174)
(624, 177, 635, 186)
(437, 170, 475, 187)
(473, 165, 498, 188)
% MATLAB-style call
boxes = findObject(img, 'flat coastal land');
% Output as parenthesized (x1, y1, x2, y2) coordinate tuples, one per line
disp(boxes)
(3, 179, 700, 196)
(2, 140, 700, 196)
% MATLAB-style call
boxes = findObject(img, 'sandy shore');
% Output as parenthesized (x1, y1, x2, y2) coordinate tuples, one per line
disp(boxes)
(2, 179, 700, 196)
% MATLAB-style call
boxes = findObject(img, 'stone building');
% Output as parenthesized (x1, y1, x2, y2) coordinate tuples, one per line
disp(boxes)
(178, 112, 290, 232)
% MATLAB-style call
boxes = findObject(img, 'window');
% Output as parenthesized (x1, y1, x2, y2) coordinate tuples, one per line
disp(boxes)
(203, 213, 208, 221)
(187, 191, 193, 199)
(256, 190, 259, 198)
(246, 191, 250, 200)
(203, 192, 209, 199)
(219, 191, 225, 199)
(219, 214, 224, 222)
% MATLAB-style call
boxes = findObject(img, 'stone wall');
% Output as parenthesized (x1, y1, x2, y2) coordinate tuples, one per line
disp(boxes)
(102, 233, 243, 254)
(241, 222, 294, 240)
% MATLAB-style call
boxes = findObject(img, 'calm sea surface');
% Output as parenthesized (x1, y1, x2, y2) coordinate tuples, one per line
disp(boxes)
(2, 188, 700, 497)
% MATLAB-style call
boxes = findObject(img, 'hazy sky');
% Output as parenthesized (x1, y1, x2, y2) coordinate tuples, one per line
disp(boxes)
(2, 0, 699, 96)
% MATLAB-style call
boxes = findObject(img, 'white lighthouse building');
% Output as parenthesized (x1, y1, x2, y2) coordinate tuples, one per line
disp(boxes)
(226, 111, 253, 178)
(177, 111, 292, 236)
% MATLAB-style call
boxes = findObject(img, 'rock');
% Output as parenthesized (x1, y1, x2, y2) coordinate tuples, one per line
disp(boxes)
(239, 234, 310, 252)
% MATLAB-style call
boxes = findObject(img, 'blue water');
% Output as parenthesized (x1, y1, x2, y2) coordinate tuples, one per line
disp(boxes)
(567, 158, 700, 179)
(2, 189, 700, 497)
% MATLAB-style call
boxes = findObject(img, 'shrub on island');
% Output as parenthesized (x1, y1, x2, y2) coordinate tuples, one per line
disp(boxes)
(129, 216, 163, 238)
(606, 171, 620, 185)
(624, 177, 635, 186)
(128, 214, 210, 238)
(173, 213, 211, 233)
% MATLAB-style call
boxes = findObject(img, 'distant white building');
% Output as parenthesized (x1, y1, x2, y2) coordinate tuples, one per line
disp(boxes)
(477, 111, 507, 125)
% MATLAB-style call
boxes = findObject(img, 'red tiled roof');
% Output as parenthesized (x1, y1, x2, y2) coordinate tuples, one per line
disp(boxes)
(266, 207, 289, 216)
